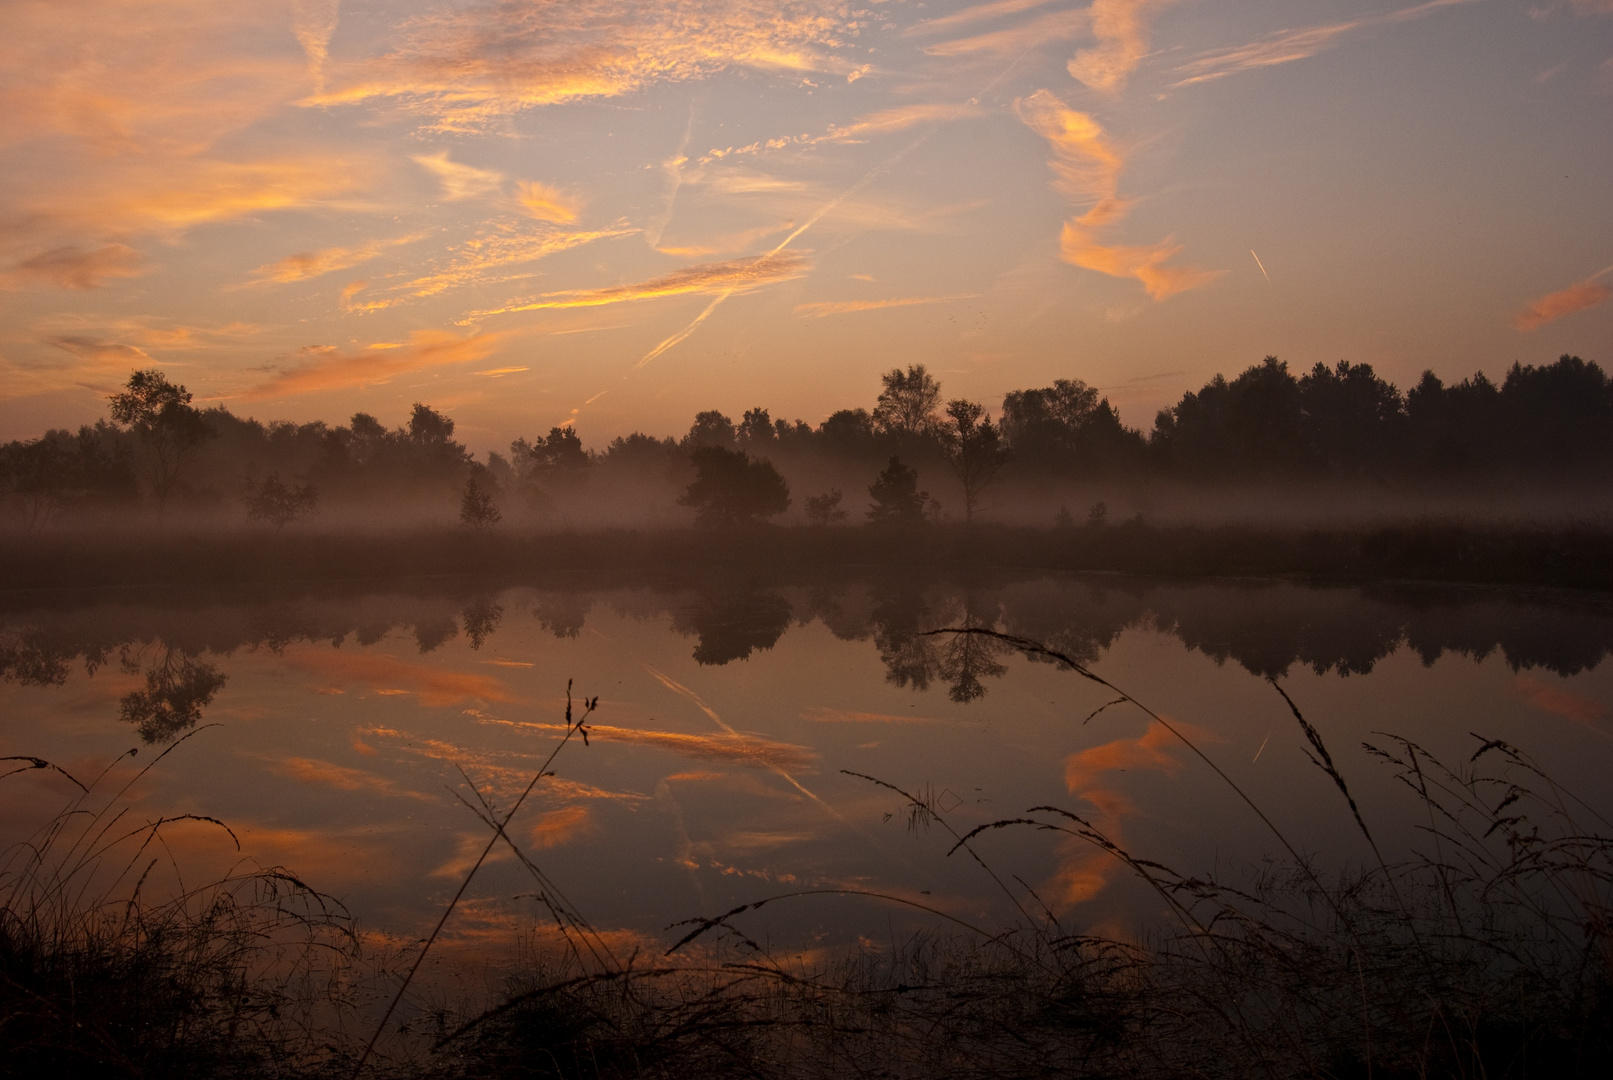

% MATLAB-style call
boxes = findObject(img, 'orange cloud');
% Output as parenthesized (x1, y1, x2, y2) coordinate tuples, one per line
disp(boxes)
(467, 251, 809, 320)
(413, 151, 505, 200)
(1067, 0, 1180, 94)
(1515, 673, 1610, 728)
(62, 157, 367, 234)
(799, 707, 947, 724)
(906, 0, 1063, 38)
(309, 2, 861, 131)
(517, 181, 581, 223)
(46, 335, 154, 370)
(1017, 89, 1220, 300)
(246, 233, 427, 285)
(794, 294, 980, 318)
(283, 650, 517, 705)
(1514, 276, 1613, 331)
(7, 244, 144, 290)
(242, 330, 503, 399)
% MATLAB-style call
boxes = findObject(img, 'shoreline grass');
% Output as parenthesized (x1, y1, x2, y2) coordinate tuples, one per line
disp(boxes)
(3, 519, 1613, 594)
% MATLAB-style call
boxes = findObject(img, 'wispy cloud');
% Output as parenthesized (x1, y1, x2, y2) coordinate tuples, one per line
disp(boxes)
(413, 151, 505, 200)
(5, 244, 145, 290)
(795, 293, 980, 318)
(290, 0, 342, 93)
(271, 755, 427, 799)
(1514, 269, 1613, 330)
(922, 6, 1091, 58)
(1171, 0, 1480, 89)
(310, 1, 862, 131)
(467, 251, 809, 320)
(46, 335, 155, 370)
(1016, 89, 1219, 300)
(243, 331, 504, 399)
(906, 0, 1064, 38)
(245, 232, 426, 285)
(1068, 0, 1180, 94)
(1515, 673, 1610, 728)
(517, 180, 581, 223)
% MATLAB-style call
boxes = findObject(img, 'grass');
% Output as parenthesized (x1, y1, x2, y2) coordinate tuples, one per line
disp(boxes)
(4, 638, 1611, 1077)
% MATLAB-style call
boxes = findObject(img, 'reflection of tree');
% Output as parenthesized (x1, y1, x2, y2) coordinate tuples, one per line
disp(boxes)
(869, 582, 940, 691)
(534, 594, 589, 639)
(868, 582, 1013, 702)
(937, 621, 1010, 703)
(414, 615, 459, 653)
(461, 597, 504, 650)
(673, 590, 792, 666)
(117, 647, 227, 744)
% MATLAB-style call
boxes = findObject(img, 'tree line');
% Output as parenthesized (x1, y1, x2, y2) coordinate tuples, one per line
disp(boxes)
(0, 353, 1607, 530)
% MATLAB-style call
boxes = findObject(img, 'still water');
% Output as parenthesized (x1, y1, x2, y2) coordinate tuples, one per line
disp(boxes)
(4, 573, 1612, 956)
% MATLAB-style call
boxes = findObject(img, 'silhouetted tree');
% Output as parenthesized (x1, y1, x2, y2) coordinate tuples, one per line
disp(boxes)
(817, 408, 876, 456)
(679, 446, 790, 525)
(939, 400, 1009, 523)
(460, 476, 501, 530)
(682, 410, 737, 450)
(736, 407, 778, 447)
(0, 436, 76, 530)
(866, 456, 934, 527)
(243, 475, 318, 528)
(108, 369, 215, 517)
(872, 364, 942, 440)
(1151, 356, 1307, 477)
(805, 489, 848, 525)
(1498, 355, 1613, 471)
(1000, 378, 1141, 474)
(1298, 360, 1405, 475)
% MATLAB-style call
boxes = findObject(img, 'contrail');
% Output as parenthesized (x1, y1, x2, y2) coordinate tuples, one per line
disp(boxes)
(1250, 249, 1271, 283)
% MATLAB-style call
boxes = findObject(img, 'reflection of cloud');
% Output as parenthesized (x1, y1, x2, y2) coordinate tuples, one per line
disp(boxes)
(530, 804, 591, 848)
(795, 293, 979, 318)
(501, 719, 820, 771)
(271, 756, 427, 799)
(7, 244, 144, 290)
(242, 330, 502, 398)
(467, 251, 809, 319)
(1171, 0, 1479, 89)
(284, 650, 517, 705)
(799, 707, 948, 724)
(1514, 273, 1613, 331)
(413, 151, 505, 200)
(1515, 673, 1610, 728)
(1068, 0, 1179, 94)
(1051, 719, 1194, 905)
(1016, 89, 1219, 300)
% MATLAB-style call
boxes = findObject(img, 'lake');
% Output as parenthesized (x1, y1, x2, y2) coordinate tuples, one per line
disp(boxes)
(4, 572, 1611, 965)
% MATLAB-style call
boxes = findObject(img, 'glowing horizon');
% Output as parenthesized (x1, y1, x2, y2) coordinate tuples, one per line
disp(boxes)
(2, 0, 1610, 455)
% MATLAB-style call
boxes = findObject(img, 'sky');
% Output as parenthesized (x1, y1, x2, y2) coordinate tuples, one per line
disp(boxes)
(2, 0, 1610, 452)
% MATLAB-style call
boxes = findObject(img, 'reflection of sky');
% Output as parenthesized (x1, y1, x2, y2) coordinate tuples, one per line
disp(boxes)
(4, 582, 1613, 958)
(3, 2, 1610, 447)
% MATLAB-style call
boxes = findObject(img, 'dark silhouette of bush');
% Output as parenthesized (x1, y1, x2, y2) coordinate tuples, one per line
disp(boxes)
(805, 489, 848, 525)
(866, 456, 934, 527)
(679, 446, 790, 525)
(460, 476, 501, 530)
(242, 475, 318, 528)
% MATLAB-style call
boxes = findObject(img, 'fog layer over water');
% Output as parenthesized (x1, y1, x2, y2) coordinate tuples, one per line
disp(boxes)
(4, 574, 1611, 957)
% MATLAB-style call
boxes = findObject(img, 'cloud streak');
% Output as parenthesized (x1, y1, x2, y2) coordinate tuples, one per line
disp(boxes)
(1016, 89, 1219, 300)
(244, 331, 504, 399)
(1171, 0, 1480, 89)
(1067, 0, 1180, 94)
(1514, 269, 1613, 331)
(795, 293, 980, 318)
(467, 251, 809, 320)
(6, 244, 145, 291)
(246, 233, 426, 285)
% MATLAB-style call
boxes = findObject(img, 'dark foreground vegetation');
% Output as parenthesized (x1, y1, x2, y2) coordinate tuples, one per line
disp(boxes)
(5, 643, 1611, 1078)
(3, 353, 1612, 533)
